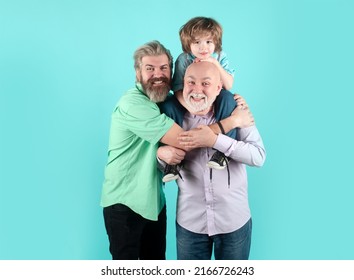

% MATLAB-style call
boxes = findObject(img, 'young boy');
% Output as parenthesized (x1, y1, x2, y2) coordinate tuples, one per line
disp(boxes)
(159, 17, 237, 182)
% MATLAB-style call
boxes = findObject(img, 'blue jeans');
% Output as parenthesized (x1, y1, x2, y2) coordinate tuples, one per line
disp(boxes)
(176, 218, 252, 260)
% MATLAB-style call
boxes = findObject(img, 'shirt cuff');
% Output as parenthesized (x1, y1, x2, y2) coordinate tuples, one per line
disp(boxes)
(213, 133, 235, 156)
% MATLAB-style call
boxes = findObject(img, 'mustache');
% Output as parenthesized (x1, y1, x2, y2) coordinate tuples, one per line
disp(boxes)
(148, 77, 170, 84)
(188, 93, 207, 99)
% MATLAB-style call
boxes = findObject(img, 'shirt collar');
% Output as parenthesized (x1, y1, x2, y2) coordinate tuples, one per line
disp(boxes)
(185, 107, 214, 120)
(136, 82, 144, 93)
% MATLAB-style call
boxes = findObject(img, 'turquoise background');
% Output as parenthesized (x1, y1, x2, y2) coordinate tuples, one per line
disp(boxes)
(1, 0, 353, 260)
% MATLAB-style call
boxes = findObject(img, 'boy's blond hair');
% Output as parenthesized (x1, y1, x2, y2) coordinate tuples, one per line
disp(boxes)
(179, 17, 223, 54)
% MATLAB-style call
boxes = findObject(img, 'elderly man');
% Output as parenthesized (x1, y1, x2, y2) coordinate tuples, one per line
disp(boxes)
(157, 61, 266, 260)
(101, 41, 254, 260)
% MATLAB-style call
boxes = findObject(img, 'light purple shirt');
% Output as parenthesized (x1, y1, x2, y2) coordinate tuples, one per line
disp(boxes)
(160, 110, 266, 236)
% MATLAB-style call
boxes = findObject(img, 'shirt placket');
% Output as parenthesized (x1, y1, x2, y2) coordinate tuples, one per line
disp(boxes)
(199, 116, 217, 236)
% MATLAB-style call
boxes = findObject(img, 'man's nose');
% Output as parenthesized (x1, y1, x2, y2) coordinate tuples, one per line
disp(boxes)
(192, 84, 202, 91)
(153, 68, 163, 77)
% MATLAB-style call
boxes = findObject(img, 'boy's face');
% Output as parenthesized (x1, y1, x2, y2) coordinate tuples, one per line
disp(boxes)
(136, 54, 171, 102)
(183, 61, 222, 115)
(190, 34, 216, 59)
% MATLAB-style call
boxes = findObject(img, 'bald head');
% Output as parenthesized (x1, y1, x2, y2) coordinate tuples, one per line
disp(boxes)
(182, 61, 222, 115)
(185, 61, 221, 82)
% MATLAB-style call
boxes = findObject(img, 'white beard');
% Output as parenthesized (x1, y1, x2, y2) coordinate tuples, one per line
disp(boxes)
(185, 92, 210, 112)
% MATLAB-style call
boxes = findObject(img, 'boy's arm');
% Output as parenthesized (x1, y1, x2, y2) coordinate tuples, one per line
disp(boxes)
(215, 63, 234, 90)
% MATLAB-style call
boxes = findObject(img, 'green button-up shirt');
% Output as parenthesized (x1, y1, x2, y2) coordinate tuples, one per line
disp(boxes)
(101, 83, 174, 220)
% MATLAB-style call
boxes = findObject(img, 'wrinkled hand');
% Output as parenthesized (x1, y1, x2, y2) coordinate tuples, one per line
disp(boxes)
(231, 105, 255, 128)
(178, 125, 217, 149)
(157, 146, 186, 165)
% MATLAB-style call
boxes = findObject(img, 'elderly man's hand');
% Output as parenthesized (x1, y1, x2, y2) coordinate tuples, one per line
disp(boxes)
(233, 94, 248, 108)
(157, 146, 186, 165)
(231, 105, 255, 128)
(178, 125, 217, 149)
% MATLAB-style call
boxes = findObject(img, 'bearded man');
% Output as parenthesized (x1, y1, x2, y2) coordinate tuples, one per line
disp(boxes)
(101, 41, 255, 260)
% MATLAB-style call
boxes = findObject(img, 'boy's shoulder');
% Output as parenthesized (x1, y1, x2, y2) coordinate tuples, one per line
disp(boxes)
(213, 51, 228, 61)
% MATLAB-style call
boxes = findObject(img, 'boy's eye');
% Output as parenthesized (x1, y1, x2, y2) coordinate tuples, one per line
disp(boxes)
(207, 40, 213, 44)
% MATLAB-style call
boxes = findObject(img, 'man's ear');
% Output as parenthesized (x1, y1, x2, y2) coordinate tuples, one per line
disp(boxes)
(216, 80, 222, 95)
(135, 70, 141, 82)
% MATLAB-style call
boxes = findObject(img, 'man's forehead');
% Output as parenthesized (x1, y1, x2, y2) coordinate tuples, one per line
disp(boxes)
(185, 63, 218, 79)
(141, 55, 169, 66)
(185, 74, 212, 80)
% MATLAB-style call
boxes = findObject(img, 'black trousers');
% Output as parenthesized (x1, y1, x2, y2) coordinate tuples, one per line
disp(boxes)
(103, 203, 166, 260)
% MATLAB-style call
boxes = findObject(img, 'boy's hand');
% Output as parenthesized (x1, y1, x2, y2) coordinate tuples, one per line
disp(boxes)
(194, 57, 218, 65)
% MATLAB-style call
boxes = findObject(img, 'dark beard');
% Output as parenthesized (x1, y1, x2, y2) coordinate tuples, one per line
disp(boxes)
(141, 77, 171, 103)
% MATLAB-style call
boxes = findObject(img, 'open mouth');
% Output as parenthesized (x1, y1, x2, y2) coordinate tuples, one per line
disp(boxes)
(149, 78, 168, 87)
(186, 93, 209, 112)
(189, 93, 206, 104)
(191, 96, 205, 102)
